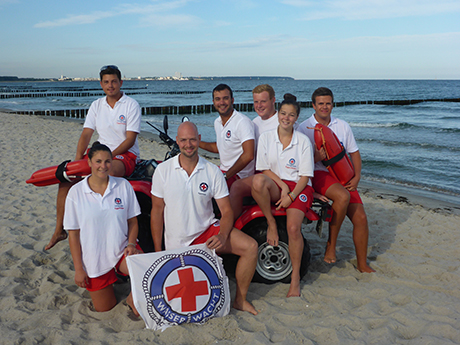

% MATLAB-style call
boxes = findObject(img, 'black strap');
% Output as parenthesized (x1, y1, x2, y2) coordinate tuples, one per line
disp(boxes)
(322, 149, 346, 167)
(55, 160, 71, 183)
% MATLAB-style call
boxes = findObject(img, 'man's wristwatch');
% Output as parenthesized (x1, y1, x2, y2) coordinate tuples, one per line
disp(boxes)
(223, 172, 227, 179)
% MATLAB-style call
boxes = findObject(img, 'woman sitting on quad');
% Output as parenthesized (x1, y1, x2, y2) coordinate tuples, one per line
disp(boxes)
(64, 142, 142, 313)
(251, 93, 315, 297)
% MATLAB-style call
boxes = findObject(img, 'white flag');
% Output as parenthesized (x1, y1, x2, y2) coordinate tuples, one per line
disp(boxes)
(126, 244, 230, 331)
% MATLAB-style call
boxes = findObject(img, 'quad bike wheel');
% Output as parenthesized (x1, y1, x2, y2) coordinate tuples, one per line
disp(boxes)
(244, 217, 310, 284)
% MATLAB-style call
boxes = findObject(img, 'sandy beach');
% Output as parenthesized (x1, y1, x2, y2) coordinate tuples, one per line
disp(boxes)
(1, 111, 460, 345)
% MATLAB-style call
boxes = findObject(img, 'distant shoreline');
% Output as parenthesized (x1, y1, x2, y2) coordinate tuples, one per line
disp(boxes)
(0, 76, 295, 83)
(2, 77, 460, 83)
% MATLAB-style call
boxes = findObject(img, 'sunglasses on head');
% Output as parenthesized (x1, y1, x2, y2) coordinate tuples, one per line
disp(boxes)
(100, 65, 119, 71)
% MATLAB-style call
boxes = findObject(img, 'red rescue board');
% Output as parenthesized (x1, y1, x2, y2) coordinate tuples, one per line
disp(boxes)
(314, 123, 355, 186)
(26, 159, 91, 187)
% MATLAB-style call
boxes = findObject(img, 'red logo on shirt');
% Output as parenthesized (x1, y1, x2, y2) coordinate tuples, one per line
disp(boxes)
(199, 183, 209, 193)
(225, 130, 231, 139)
(117, 114, 127, 124)
(286, 157, 297, 170)
(114, 197, 124, 210)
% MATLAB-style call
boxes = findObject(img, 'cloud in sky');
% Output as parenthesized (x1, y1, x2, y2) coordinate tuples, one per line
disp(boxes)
(282, 0, 460, 20)
(138, 13, 201, 28)
(34, 0, 194, 28)
(34, 11, 116, 28)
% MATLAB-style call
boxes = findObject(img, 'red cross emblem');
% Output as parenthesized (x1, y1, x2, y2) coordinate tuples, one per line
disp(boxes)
(165, 268, 209, 312)
(199, 182, 208, 192)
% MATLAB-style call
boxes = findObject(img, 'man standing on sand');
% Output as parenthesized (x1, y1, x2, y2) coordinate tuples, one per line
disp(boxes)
(45, 65, 141, 251)
(199, 84, 255, 188)
(298, 87, 374, 273)
(150, 121, 259, 315)
(229, 84, 279, 220)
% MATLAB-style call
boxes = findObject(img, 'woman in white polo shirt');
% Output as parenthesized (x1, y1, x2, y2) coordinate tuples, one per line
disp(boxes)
(251, 93, 315, 298)
(64, 142, 141, 313)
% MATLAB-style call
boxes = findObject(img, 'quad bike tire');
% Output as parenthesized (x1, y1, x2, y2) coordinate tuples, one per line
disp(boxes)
(135, 191, 155, 253)
(244, 217, 311, 284)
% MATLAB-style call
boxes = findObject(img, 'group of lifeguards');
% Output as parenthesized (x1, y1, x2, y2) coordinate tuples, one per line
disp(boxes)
(44, 65, 374, 316)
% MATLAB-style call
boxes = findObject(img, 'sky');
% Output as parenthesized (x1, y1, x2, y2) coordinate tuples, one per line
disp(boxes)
(0, 0, 459, 79)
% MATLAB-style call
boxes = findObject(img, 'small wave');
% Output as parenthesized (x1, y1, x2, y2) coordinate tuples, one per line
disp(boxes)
(349, 122, 417, 129)
(440, 115, 460, 120)
(351, 121, 460, 133)
(359, 138, 460, 151)
(438, 127, 460, 134)
(362, 176, 460, 198)
(362, 159, 406, 169)
(0, 100, 19, 105)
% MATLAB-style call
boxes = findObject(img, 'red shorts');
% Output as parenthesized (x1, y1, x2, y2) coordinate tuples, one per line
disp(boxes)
(191, 221, 221, 245)
(85, 243, 143, 292)
(312, 170, 362, 204)
(281, 180, 314, 215)
(84, 150, 137, 177)
(113, 151, 137, 176)
(221, 170, 240, 189)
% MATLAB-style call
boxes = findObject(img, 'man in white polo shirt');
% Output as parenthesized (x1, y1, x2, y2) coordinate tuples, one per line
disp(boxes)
(199, 84, 255, 189)
(45, 65, 142, 251)
(229, 84, 279, 220)
(151, 121, 258, 315)
(252, 84, 279, 143)
(298, 87, 374, 273)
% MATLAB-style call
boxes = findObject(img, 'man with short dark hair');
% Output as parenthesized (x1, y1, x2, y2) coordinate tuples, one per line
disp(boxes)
(298, 87, 374, 273)
(45, 65, 141, 250)
(199, 84, 255, 188)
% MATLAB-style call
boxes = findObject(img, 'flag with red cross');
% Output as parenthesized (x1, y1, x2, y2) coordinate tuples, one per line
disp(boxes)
(126, 244, 230, 330)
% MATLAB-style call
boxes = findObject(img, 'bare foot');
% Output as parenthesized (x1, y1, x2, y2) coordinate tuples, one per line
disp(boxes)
(323, 243, 336, 264)
(286, 280, 301, 298)
(233, 300, 258, 315)
(127, 293, 140, 317)
(266, 221, 279, 247)
(44, 230, 68, 251)
(357, 264, 375, 273)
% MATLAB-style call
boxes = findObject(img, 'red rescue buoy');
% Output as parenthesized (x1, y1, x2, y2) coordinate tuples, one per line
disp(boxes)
(26, 159, 91, 187)
(313, 123, 355, 186)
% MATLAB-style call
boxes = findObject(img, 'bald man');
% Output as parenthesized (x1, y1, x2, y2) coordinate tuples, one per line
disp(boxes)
(150, 121, 259, 315)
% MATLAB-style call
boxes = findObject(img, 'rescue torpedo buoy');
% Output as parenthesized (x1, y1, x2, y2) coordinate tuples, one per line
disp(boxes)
(26, 159, 91, 187)
(313, 123, 355, 186)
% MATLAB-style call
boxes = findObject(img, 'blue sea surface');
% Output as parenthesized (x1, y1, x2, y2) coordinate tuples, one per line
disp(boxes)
(1, 79, 460, 198)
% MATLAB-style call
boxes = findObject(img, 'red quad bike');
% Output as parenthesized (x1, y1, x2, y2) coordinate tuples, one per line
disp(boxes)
(27, 116, 332, 284)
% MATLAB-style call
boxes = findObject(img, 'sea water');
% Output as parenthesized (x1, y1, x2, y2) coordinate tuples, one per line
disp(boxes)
(1, 79, 459, 198)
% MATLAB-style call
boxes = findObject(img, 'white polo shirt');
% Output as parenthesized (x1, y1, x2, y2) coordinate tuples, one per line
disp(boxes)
(84, 93, 141, 157)
(256, 129, 314, 184)
(253, 111, 279, 143)
(151, 155, 229, 250)
(64, 176, 141, 278)
(214, 109, 255, 178)
(298, 114, 359, 172)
